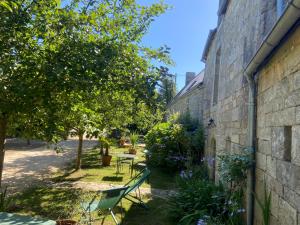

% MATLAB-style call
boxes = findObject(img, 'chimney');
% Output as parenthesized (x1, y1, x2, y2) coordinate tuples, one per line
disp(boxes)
(185, 72, 196, 86)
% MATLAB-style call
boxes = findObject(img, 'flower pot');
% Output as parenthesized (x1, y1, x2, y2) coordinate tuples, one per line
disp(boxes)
(102, 155, 112, 166)
(119, 139, 126, 147)
(56, 220, 77, 225)
(129, 147, 137, 155)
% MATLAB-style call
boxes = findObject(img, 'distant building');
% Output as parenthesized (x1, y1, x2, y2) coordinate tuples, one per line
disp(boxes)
(168, 70, 204, 122)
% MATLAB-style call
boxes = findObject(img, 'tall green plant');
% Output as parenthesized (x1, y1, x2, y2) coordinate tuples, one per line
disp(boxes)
(129, 132, 139, 148)
(254, 183, 272, 225)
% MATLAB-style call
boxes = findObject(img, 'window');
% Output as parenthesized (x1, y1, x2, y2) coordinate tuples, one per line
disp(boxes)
(271, 126, 292, 161)
(213, 48, 221, 105)
(283, 126, 292, 162)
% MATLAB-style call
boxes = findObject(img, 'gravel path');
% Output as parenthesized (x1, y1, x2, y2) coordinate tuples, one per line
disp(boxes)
(2, 138, 98, 191)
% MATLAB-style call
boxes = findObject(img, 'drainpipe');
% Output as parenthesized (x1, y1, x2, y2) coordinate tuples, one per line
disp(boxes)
(243, 2, 300, 224)
(245, 72, 257, 225)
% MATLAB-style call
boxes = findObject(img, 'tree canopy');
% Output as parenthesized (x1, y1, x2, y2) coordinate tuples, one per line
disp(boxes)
(0, 0, 171, 183)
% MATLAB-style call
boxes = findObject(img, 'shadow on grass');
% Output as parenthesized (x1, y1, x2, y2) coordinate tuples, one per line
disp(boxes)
(121, 197, 174, 225)
(80, 150, 101, 169)
(10, 187, 82, 220)
(102, 176, 123, 182)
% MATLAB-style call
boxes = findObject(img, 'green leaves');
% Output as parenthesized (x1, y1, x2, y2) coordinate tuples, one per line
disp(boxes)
(0, 0, 17, 12)
(254, 183, 272, 225)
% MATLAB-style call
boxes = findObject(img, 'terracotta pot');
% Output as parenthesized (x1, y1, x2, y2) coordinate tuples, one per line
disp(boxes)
(119, 139, 126, 147)
(102, 155, 112, 166)
(129, 147, 137, 155)
(56, 220, 77, 225)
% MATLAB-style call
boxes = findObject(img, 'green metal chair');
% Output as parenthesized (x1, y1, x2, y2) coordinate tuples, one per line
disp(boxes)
(80, 186, 129, 225)
(123, 168, 151, 208)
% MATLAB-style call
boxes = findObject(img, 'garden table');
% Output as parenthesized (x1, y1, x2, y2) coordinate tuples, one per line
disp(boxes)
(116, 153, 138, 178)
(0, 212, 56, 225)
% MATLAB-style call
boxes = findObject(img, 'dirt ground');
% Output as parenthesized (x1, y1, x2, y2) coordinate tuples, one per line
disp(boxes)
(2, 138, 98, 191)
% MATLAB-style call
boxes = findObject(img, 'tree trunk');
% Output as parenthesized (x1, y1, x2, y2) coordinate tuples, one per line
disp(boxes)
(76, 132, 84, 170)
(27, 139, 31, 145)
(0, 118, 7, 187)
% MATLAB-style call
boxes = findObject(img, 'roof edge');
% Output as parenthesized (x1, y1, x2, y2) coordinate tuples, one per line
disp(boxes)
(201, 28, 217, 63)
(245, 0, 300, 76)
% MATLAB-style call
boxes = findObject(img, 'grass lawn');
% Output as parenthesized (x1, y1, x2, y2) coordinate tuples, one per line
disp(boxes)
(8, 144, 177, 224)
(10, 186, 174, 225)
(52, 145, 177, 190)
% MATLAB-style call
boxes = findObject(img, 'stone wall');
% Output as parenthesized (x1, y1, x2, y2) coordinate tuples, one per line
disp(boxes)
(202, 0, 287, 221)
(203, 0, 277, 173)
(168, 86, 204, 122)
(255, 27, 300, 225)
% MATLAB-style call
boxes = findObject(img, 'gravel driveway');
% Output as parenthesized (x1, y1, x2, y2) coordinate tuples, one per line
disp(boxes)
(2, 138, 98, 191)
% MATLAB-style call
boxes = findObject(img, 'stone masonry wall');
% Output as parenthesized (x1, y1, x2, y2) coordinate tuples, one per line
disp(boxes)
(168, 86, 204, 122)
(255, 27, 300, 225)
(203, 0, 278, 176)
(202, 0, 282, 221)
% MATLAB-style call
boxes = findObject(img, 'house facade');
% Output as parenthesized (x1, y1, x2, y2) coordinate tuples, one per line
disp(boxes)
(168, 70, 204, 122)
(168, 0, 300, 224)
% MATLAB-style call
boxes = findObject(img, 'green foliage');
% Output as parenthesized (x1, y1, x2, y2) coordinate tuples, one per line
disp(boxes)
(129, 132, 139, 148)
(255, 183, 272, 225)
(145, 112, 205, 171)
(167, 147, 253, 225)
(178, 111, 199, 132)
(0, 0, 17, 11)
(99, 135, 111, 156)
(169, 169, 225, 225)
(0, 187, 13, 212)
(218, 148, 253, 187)
(145, 121, 189, 170)
(158, 66, 176, 107)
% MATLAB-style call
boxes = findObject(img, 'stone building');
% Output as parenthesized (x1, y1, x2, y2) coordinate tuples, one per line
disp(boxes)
(168, 0, 300, 224)
(168, 70, 204, 122)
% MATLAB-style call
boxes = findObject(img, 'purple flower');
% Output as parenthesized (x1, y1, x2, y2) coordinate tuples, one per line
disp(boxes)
(237, 208, 246, 213)
(180, 170, 187, 178)
(197, 219, 207, 225)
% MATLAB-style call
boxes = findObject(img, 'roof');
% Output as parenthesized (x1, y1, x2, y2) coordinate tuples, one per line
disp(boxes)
(218, 0, 229, 16)
(201, 28, 217, 62)
(173, 70, 205, 101)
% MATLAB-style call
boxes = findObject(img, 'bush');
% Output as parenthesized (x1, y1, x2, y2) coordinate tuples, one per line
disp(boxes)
(145, 122, 189, 170)
(145, 112, 205, 171)
(169, 168, 225, 225)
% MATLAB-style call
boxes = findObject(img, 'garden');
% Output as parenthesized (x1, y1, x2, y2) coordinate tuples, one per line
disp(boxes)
(0, 1, 267, 225)
(0, 112, 262, 225)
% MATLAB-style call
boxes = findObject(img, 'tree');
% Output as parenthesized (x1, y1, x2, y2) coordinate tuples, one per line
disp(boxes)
(158, 67, 177, 107)
(0, 0, 171, 183)
(0, 0, 171, 185)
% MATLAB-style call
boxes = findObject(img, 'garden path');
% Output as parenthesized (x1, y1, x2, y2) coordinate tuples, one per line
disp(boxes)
(2, 138, 98, 191)
(50, 180, 176, 199)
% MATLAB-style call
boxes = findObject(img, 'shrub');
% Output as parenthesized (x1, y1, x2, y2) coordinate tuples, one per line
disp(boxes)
(145, 122, 189, 170)
(169, 168, 225, 225)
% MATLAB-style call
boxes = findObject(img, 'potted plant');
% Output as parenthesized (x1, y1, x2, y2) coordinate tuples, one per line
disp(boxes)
(129, 132, 139, 154)
(56, 220, 77, 225)
(100, 137, 112, 166)
(119, 135, 126, 147)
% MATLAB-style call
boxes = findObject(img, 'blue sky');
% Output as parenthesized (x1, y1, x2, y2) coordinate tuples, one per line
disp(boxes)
(141, 0, 219, 90)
